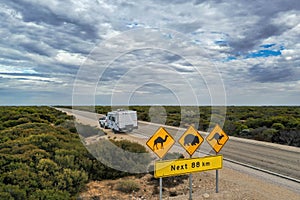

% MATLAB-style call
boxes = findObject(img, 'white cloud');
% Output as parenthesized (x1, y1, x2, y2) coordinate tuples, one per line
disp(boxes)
(281, 49, 297, 60)
(55, 50, 86, 65)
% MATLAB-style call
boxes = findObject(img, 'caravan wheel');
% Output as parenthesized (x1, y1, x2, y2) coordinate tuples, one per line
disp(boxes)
(127, 128, 133, 133)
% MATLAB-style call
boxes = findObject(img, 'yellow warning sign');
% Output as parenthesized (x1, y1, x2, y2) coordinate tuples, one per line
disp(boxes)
(178, 126, 204, 156)
(146, 127, 175, 159)
(206, 124, 229, 153)
(155, 155, 223, 178)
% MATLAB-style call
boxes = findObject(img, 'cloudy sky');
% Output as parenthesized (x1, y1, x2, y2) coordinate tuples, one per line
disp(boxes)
(0, 0, 299, 106)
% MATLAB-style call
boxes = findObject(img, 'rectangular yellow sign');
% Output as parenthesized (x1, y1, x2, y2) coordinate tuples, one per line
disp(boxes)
(154, 155, 223, 178)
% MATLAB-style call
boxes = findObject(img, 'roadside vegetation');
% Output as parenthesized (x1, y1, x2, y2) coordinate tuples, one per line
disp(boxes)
(224, 106, 300, 146)
(0, 106, 151, 199)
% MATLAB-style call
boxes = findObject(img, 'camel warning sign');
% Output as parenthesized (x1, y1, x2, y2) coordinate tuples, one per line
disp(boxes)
(146, 127, 175, 159)
(206, 124, 229, 153)
(178, 126, 204, 156)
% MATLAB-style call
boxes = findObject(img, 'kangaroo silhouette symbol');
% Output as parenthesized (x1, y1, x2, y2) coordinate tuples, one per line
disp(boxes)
(209, 132, 224, 145)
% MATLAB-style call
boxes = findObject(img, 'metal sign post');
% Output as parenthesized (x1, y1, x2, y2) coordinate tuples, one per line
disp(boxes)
(206, 124, 229, 193)
(178, 126, 204, 200)
(159, 177, 162, 200)
(216, 169, 219, 193)
(159, 157, 163, 200)
(189, 155, 192, 200)
(189, 173, 192, 199)
(216, 153, 219, 193)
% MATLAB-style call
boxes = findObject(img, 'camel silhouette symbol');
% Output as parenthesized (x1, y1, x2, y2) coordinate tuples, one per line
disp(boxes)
(209, 132, 224, 145)
(153, 135, 168, 150)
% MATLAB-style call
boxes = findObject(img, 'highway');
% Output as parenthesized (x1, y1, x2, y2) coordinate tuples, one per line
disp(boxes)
(56, 108, 300, 193)
(134, 121, 300, 180)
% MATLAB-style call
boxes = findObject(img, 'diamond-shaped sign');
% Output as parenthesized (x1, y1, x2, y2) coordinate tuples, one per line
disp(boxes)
(206, 124, 229, 153)
(146, 127, 175, 159)
(178, 126, 204, 156)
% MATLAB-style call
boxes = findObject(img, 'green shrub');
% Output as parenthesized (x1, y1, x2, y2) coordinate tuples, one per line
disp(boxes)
(0, 192, 14, 200)
(112, 139, 148, 153)
(115, 180, 140, 193)
(87, 139, 152, 176)
(0, 184, 26, 200)
(271, 122, 285, 130)
(76, 123, 104, 137)
(56, 168, 88, 195)
(163, 152, 184, 160)
(28, 189, 70, 200)
(58, 120, 77, 133)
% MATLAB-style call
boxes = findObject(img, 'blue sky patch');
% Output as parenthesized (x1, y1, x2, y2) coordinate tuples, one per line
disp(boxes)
(245, 49, 282, 58)
(223, 56, 237, 62)
(260, 43, 276, 48)
(215, 40, 228, 46)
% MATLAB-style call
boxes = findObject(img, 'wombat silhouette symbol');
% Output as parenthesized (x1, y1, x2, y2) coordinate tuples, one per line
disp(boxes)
(178, 125, 204, 156)
(184, 134, 199, 146)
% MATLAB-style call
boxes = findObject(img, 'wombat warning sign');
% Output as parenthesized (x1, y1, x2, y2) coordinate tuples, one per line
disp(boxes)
(178, 126, 204, 156)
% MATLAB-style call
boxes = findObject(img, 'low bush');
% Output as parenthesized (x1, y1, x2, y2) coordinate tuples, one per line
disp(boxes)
(115, 180, 140, 193)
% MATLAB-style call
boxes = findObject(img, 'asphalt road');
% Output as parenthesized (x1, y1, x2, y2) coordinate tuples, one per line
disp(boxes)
(134, 120, 300, 181)
(56, 108, 300, 182)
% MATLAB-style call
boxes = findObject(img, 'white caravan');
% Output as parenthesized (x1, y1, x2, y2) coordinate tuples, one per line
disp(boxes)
(107, 109, 138, 133)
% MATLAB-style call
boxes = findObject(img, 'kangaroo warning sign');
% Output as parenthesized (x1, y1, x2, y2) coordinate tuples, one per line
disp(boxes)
(146, 127, 175, 159)
(178, 126, 204, 156)
(206, 124, 229, 153)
